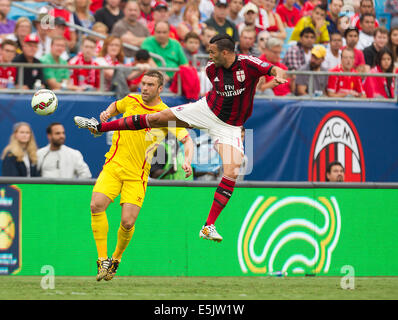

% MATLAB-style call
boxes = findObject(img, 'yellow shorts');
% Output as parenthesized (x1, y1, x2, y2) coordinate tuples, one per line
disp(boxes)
(93, 161, 147, 207)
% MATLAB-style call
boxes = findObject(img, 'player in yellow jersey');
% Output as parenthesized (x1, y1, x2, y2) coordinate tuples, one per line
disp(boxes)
(76, 71, 194, 281)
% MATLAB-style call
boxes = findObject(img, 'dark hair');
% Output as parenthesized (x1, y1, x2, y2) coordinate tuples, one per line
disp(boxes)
(314, 4, 327, 12)
(344, 26, 359, 38)
(143, 70, 164, 86)
(360, 13, 375, 23)
(46, 122, 63, 134)
(209, 34, 235, 52)
(330, 32, 342, 39)
(184, 31, 200, 43)
(81, 35, 97, 45)
(135, 49, 150, 61)
(388, 26, 398, 63)
(300, 27, 316, 38)
(375, 47, 394, 94)
(326, 161, 344, 180)
(1, 39, 17, 49)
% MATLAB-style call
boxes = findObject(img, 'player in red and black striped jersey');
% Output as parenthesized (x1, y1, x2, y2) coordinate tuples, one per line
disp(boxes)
(74, 35, 287, 242)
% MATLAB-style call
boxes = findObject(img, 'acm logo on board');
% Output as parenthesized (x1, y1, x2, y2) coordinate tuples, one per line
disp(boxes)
(308, 111, 366, 182)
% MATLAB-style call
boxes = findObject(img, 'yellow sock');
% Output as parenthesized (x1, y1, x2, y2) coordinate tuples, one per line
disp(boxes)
(91, 211, 108, 260)
(112, 224, 135, 261)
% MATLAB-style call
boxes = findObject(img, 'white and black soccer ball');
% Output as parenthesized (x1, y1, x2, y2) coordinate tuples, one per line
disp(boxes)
(31, 89, 58, 116)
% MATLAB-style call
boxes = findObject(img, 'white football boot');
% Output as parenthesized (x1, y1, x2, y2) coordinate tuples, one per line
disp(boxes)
(199, 224, 223, 242)
(74, 116, 103, 137)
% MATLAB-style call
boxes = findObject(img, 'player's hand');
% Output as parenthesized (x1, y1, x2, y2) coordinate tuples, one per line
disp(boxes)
(182, 162, 192, 178)
(273, 77, 288, 85)
(100, 110, 112, 123)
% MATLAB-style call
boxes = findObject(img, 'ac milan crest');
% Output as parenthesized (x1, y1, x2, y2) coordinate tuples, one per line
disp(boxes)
(308, 111, 365, 182)
(236, 70, 245, 82)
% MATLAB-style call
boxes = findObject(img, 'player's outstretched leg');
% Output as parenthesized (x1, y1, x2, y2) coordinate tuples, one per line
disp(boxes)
(74, 109, 189, 136)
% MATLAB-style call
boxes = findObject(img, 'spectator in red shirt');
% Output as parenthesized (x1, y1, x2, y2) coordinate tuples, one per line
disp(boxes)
(138, 0, 154, 26)
(263, 0, 286, 41)
(327, 47, 365, 98)
(258, 37, 292, 96)
(69, 36, 100, 91)
(276, 0, 302, 28)
(343, 26, 367, 73)
(0, 39, 16, 88)
(350, 0, 379, 31)
(363, 47, 395, 99)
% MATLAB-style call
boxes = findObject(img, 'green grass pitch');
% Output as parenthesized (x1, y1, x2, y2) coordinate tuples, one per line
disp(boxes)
(1, 276, 398, 300)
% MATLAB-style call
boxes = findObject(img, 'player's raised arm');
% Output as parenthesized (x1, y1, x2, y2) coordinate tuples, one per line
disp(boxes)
(99, 101, 120, 123)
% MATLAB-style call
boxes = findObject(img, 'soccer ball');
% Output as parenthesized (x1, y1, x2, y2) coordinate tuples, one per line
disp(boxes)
(31, 89, 58, 116)
(0, 211, 15, 250)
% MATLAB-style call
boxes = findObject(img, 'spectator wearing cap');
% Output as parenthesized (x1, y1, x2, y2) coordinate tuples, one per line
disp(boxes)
(6, 17, 32, 55)
(343, 26, 367, 73)
(204, 0, 239, 43)
(322, 32, 342, 70)
(326, 0, 343, 36)
(0, 0, 16, 41)
(147, 1, 179, 41)
(228, 0, 244, 26)
(363, 27, 389, 68)
(176, 2, 203, 42)
(111, 0, 150, 57)
(68, 36, 100, 91)
(326, 47, 365, 98)
(138, 0, 154, 26)
(169, 0, 187, 27)
(237, 2, 265, 36)
(141, 21, 188, 84)
(12, 34, 44, 90)
(235, 27, 260, 57)
(276, 0, 302, 28)
(283, 27, 316, 71)
(0, 39, 17, 88)
(296, 45, 328, 96)
(40, 36, 83, 92)
(94, 0, 124, 33)
(356, 13, 376, 51)
(290, 4, 329, 44)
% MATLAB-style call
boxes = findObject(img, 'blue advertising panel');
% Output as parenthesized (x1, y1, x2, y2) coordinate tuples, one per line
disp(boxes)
(0, 94, 398, 182)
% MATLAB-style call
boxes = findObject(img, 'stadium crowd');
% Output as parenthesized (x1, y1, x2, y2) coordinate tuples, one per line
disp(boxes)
(0, 0, 396, 99)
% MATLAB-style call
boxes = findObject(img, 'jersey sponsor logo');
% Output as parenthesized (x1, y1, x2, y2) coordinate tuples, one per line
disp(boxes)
(236, 70, 245, 82)
(238, 195, 341, 275)
(308, 110, 365, 182)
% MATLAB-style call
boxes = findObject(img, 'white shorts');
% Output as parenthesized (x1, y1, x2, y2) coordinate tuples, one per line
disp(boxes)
(170, 97, 244, 154)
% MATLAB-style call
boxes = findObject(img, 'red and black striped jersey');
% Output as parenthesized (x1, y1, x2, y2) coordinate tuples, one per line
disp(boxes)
(205, 54, 273, 126)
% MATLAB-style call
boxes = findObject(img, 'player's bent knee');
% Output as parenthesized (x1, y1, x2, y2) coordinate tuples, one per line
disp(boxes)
(90, 199, 107, 213)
